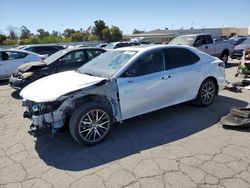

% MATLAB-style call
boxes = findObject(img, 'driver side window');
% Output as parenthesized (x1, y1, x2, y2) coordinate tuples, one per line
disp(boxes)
(59, 50, 86, 64)
(122, 51, 164, 77)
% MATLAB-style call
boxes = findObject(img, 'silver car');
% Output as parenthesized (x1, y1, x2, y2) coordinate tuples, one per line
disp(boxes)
(0, 49, 44, 80)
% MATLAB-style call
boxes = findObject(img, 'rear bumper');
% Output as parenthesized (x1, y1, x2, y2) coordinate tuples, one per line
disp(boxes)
(230, 51, 243, 59)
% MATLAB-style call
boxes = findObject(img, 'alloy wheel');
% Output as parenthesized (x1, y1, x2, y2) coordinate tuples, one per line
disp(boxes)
(200, 81, 216, 105)
(78, 109, 110, 143)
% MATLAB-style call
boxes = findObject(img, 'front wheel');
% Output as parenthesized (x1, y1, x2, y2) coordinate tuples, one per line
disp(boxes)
(69, 102, 113, 145)
(194, 79, 217, 106)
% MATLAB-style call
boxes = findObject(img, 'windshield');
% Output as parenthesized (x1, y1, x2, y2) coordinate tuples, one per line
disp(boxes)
(240, 38, 250, 45)
(42, 50, 67, 65)
(78, 50, 137, 78)
(104, 43, 115, 49)
(169, 36, 196, 45)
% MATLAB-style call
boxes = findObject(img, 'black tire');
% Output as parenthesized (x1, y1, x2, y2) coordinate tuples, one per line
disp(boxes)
(69, 102, 113, 145)
(194, 78, 217, 107)
(221, 52, 229, 64)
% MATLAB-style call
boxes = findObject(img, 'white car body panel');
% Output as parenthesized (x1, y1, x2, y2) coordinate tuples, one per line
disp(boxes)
(0, 50, 41, 79)
(117, 71, 174, 120)
(20, 71, 106, 103)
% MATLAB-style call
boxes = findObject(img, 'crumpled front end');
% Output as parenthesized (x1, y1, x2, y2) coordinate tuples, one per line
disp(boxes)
(22, 99, 74, 130)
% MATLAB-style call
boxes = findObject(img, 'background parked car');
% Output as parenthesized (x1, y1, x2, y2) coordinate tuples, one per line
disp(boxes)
(231, 37, 250, 59)
(229, 36, 247, 46)
(0, 49, 44, 80)
(16, 44, 65, 56)
(9, 47, 106, 89)
(169, 33, 234, 63)
(104, 42, 133, 49)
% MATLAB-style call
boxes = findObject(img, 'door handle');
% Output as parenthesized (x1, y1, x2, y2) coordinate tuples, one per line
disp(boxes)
(128, 80, 134, 83)
(161, 75, 171, 80)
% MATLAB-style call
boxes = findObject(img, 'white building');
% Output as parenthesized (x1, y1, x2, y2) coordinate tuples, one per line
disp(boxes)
(124, 27, 249, 44)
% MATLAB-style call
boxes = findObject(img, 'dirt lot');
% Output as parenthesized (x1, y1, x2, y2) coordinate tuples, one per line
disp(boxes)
(0, 60, 250, 188)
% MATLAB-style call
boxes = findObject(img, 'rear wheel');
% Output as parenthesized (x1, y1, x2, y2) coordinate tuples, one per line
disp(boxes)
(69, 102, 113, 145)
(194, 79, 217, 106)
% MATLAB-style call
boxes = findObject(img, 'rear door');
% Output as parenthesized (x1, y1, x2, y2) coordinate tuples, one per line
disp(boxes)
(164, 47, 202, 104)
(3, 51, 29, 76)
(56, 50, 87, 72)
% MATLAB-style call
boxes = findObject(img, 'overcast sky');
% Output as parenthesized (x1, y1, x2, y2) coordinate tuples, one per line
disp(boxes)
(1, 0, 250, 34)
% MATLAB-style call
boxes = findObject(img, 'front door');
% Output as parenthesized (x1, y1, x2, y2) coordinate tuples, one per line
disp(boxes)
(117, 50, 174, 120)
(56, 50, 87, 72)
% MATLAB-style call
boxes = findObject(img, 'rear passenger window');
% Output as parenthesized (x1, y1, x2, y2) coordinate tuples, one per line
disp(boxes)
(164, 48, 200, 69)
(5, 51, 28, 60)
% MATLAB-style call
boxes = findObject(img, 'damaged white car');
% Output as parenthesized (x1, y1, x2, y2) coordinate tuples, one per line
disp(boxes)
(20, 45, 226, 145)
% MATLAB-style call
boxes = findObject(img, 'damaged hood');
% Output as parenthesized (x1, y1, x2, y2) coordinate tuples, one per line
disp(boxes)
(20, 71, 106, 102)
(17, 61, 47, 73)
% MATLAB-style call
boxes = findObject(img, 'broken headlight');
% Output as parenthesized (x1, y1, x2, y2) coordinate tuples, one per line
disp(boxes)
(21, 72, 33, 79)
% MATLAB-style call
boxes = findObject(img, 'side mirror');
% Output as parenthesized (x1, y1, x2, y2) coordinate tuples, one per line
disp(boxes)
(124, 69, 136, 77)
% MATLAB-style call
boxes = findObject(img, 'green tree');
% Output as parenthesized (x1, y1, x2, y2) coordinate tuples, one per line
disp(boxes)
(7, 26, 19, 40)
(37, 28, 49, 38)
(111, 26, 122, 42)
(51, 30, 60, 37)
(0, 34, 7, 45)
(133, 29, 144, 34)
(63, 28, 75, 38)
(2, 39, 16, 45)
(102, 27, 112, 42)
(87, 34, 97, 41)
(20, 25, 31, 39)
(71, 32, 83, 42)
(92, 20, 107, 40)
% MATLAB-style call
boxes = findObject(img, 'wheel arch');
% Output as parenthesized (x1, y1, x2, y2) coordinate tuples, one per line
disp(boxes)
(73, 94, 116, 121)
(201, 76, 219, 95)
(222, 49, 229, 56)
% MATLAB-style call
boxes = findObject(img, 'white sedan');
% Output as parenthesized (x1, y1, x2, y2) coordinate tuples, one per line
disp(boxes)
(20, 45, 226, 145)
(0, 49, 44, 80)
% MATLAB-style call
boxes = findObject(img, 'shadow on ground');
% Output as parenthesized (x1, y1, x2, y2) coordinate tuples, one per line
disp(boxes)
(0, 80, 8, 86)
(11, 90, 22, 100)
(225, 62, 239, 69)
(34, 95, 248, 171)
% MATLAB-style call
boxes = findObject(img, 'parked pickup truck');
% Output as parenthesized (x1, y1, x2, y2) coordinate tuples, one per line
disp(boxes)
(169, 33, 234, 63)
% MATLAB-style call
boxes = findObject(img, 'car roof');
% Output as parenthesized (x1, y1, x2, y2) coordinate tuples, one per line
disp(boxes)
(62, 47, 106, 53)
(178, 33, 211, 37)
(113, 44, 198, 53)
(0, 48, 37, 54)
(20, 44, 64, 48)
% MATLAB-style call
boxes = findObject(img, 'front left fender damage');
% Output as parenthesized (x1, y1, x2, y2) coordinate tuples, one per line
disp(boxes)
(23, 79, 122, 131)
